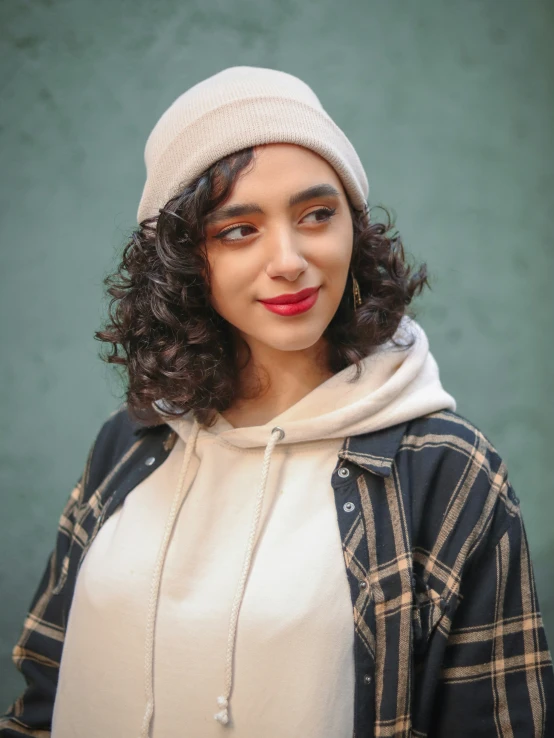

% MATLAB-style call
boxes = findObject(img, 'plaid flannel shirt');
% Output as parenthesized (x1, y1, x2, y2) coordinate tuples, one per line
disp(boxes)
(1, 407, 553, 737)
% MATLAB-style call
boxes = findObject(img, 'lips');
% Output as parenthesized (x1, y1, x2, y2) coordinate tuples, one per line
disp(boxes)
(259, 287, 320, 317)
(259, 287, 319, 305)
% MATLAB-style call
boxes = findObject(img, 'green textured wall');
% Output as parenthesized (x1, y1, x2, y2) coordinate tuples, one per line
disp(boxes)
(1, 0, 553, 709)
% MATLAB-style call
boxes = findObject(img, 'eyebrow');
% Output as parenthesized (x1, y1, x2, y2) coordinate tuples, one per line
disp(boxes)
(204, 183, 341, 225)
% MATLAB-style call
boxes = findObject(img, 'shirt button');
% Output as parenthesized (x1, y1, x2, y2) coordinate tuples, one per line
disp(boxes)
(338, 468, 350, 478)
(364, 674, 372, 685)
(359, 580, 368, 589)
(343, 501, 355, 513)
(145, 456, 156, 466)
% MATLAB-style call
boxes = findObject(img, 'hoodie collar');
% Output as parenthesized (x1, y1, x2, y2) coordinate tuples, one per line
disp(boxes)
(134, 416, 409, 478)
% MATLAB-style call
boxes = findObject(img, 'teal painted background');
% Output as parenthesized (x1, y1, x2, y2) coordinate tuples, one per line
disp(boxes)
(1, 0, 553, 708)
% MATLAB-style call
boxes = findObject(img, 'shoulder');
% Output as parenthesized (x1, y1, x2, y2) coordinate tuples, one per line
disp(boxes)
(402, 407, 506, 464)
(397, 409, 520, 570)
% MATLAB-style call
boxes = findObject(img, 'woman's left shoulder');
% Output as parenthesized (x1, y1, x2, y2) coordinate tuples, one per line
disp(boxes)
(400, 408, 521, 561)
(404, 407, 508, 463)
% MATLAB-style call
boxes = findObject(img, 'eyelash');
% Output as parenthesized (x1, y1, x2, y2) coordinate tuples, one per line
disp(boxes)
(214, 206, 337, 242)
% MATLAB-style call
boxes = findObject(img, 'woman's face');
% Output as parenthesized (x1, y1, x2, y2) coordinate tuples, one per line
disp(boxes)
(203, 143, 354, 357)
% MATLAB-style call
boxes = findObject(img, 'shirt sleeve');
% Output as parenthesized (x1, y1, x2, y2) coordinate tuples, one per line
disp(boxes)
(0, 475, 85, 737)
(0, 406, 143, 736)
(429, 498, 554, 737)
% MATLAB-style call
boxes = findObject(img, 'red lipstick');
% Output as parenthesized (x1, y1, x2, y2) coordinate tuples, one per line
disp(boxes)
(259, 287, 320, 316)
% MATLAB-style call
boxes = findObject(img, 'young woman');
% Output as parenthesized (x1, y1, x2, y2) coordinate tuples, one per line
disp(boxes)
(2, 66, 553, 738)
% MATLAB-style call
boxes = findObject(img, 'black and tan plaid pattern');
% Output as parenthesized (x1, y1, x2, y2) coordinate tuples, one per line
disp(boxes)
(1, 407, 553, 736)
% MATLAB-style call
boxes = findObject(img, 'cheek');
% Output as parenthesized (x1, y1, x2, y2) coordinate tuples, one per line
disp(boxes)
(315, 233, 353, 275)
(207, 251, 255, 314)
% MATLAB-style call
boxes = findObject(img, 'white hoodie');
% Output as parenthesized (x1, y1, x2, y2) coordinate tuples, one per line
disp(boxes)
(51, 316, 456, 738)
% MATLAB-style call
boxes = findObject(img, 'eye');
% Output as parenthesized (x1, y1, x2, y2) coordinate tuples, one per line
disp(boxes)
(214, 224, 257, 242)
(302, 206, 337, 224)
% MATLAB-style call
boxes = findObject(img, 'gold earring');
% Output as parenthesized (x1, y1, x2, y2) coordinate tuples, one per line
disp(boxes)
(352, 272, 362, 308)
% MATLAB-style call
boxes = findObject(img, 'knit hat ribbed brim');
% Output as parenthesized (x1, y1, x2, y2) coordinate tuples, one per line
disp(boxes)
(136, 66, 369, 224)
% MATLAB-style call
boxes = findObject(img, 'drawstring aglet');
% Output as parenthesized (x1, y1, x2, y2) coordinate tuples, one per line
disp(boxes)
(214, 695, 229, 725)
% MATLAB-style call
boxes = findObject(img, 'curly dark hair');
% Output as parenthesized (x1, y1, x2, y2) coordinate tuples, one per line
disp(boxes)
(95, 146, 430, 427)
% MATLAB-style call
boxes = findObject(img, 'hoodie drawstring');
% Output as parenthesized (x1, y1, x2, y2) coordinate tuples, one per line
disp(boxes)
(213, 425, 285, 727)
(139, 418, 200, 738)
(138, 421, 285, 736)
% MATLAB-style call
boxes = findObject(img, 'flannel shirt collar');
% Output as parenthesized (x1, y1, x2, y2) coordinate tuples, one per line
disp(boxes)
(337, 421, 408, 477)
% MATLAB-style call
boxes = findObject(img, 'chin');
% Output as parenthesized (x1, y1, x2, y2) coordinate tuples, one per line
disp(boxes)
(258, 328, 327, 353)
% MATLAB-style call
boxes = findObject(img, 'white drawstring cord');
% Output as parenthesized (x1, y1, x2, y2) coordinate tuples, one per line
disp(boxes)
(214, 426, 285, 727)
(139, 419, 200, 738)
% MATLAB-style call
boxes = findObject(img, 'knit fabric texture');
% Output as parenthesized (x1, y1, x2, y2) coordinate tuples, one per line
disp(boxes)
(136, 66, 369, 223)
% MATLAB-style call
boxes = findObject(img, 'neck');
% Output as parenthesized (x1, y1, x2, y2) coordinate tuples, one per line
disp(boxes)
(222, 338, 334, 428)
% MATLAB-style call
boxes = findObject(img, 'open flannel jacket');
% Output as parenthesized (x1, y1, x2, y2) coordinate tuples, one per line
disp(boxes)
(1, 406, 553, 737)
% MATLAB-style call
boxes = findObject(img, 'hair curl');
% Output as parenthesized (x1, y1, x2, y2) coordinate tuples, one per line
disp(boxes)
(95, 146, 430, 427)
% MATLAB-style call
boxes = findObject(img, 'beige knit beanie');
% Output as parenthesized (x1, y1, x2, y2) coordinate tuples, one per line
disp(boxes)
(136, 66, 369, 224)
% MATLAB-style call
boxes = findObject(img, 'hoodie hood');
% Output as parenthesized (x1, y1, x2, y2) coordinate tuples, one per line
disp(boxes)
(159, 315, 456, 448)
(138, 316, 456, 734)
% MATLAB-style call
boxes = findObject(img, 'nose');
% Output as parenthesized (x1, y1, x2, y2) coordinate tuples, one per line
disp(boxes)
(264, 226, 308, 282)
